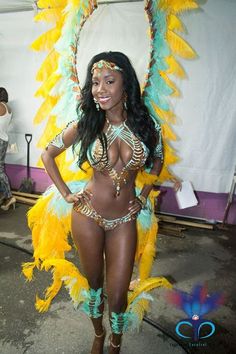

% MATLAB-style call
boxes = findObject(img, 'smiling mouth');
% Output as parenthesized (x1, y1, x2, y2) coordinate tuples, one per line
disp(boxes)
(98, 97, 111, 104)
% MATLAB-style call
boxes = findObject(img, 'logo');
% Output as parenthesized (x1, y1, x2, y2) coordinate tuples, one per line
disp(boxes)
(167, 284, 224, 342)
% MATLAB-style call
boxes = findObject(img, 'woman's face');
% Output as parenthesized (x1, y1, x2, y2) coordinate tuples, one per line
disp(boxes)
(91, 67, 124, 112)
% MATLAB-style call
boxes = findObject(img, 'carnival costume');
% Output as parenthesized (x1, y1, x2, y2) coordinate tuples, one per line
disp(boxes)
(22, 0, 198, 334)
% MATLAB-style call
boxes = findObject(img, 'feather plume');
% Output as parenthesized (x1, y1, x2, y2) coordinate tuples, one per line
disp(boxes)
(126, 293, 152, 330)
(36, 50, 60, 82)
(138, 219, 158, 280)
(31, 26, 62, 52)
(160, 71, 180, 97)
(167, 30, 197, 59)
(165, 55, 186, 78)
(162, 122, 177, 141)
(33, 96, 59, 124)
(37, 0, 67, 8)
(34, 8, 63, 23)
(128, 277, 172, 306)
(158, 0, 198, 13)
(167, 14, 185, 32)
(35, 73, 61, 98)
(152, 103, 177, 124)
(36, 115, 60, 148)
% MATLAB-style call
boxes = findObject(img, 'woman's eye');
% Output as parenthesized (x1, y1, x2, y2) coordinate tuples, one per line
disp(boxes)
(92, 81, 98, 86)
(107, 80, 114, 85)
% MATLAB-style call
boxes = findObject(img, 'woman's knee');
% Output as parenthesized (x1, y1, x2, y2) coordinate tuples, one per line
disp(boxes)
(88, 274, 104, 290)
(108, 290, 127, 313)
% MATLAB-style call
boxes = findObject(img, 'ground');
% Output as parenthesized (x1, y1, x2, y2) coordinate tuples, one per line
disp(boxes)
(0, 204, 235, 354)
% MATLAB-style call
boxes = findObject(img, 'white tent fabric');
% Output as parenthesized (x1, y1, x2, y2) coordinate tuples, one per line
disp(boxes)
(0, 0, 235, 193)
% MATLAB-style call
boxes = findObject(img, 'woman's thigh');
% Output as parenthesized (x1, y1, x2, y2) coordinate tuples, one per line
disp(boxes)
(71, 210, 105, 286)
(105, 220, 137, 300)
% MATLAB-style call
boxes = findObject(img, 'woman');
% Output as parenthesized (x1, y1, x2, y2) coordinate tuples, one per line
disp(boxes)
(40, 51, 164, 353)
(0, 87, 16, 210)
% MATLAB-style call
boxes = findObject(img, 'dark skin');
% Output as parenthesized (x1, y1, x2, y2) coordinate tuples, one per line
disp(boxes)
(41, 67, 162, 354)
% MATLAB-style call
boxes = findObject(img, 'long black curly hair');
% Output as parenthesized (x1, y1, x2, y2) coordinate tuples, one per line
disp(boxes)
(74, 51, 159, 169)
(0, 87, 8, 102)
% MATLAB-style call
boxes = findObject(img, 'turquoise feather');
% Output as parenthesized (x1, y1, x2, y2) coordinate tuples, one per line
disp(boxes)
(45, 180, 88, 217)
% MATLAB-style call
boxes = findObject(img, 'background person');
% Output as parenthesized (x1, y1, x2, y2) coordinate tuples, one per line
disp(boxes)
(0, 87, 16, 210)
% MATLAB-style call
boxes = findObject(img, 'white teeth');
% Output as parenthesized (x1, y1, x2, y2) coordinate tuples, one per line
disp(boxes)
(99, 97, 111, 103)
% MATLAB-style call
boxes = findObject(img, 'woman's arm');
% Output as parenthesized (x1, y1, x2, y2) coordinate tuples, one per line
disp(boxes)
(0, 102, 7, 116)
(128, 158, 163, 214)
(41, 122, 80, 203)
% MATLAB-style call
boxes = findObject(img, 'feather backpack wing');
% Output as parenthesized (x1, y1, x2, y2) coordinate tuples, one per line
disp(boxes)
(142, 0, 198, 182)
(23, 0, 198, 313)
(135, 0, 199, 282)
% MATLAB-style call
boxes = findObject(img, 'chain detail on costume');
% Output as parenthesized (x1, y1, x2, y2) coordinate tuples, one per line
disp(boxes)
(110, 312, 130, 334)
(88, 120, 147, 196)
(80, 287, 103, 318)
(73, 198, 136, 230)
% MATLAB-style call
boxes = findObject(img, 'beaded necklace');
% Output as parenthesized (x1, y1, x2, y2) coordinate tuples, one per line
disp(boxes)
(104, 117, 145, 196)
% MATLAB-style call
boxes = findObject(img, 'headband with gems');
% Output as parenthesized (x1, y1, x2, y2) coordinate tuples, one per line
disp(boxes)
(91, 60, 123, 74)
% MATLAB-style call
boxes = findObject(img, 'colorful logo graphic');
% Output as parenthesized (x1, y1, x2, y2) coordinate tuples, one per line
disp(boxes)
(167, 284, 224, 342)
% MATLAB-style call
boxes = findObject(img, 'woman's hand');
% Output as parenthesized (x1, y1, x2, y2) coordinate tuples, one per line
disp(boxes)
(64, 190, 93, 204)
(173, 179, 182, 192)
(128, 198, 143, 216)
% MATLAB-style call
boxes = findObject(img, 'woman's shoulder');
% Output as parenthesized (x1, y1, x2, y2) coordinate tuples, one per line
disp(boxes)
(0, 102, 11, 116)
(0, 102, 7, 116)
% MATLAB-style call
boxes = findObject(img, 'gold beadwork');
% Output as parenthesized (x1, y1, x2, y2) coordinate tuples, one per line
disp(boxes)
(136, 195, 147, 208)
(91, 120, 146, 196)
(73, 198, 136, 230)
(91, 60, 123, 74)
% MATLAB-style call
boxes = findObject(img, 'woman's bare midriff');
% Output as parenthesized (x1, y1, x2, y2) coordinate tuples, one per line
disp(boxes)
(84, 170, 138, 219)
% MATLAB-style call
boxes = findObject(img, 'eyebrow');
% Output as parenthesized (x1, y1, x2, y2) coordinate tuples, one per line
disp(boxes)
(92, 74, 115, 80)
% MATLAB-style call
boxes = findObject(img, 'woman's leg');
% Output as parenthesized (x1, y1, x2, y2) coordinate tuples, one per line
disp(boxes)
(0, 139, 12, 199)
(105, 220, 137, 352)
(71, 210, 106, 353)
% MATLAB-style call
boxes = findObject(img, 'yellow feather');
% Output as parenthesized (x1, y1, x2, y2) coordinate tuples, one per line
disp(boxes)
(34, 8, 64, 23)
(136, 170, 159, 186)
(31, 26, 62, 52)
(36, 50, 60, 82)
(159, 0, 198, 13)
(35, 73, 61, 98)
(128, 277, 172, 306)
(160, 71, 180, 97)
(45, 275, 62, 299)
(162, 122, 177, 141)
(36, 115, 60, 148)
(152, 102, 176, 124)
(165, 55, 186, 78)
(37, 0, 67, 8)
(33, 96, 59, 124)
(139, 219, 158, 280)
(167, 30, 197, 59)
(41, 259, 89, 305)
(22, 261, 37, 281)
(35, 296, 52, 312)
(167, 14, 185, 32)
(126, 297, 150, 324)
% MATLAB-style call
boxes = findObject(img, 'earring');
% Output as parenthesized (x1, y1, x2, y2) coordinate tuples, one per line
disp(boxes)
(93, 98, 100, 111)
(123, 93, 128, 110)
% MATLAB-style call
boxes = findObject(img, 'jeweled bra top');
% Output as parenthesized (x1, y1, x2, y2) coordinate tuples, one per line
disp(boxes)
(47, 118, 163, 196)
(87, 119, 149, 196)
